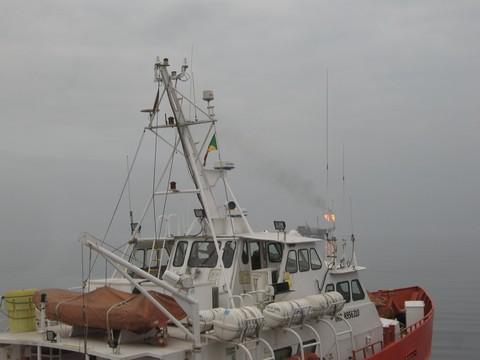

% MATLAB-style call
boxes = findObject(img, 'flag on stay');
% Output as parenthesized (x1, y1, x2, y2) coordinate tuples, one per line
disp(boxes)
(203, 134, 218, 166)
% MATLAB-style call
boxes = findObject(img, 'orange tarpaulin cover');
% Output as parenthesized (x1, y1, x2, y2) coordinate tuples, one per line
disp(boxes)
(33, 286, 186, 333)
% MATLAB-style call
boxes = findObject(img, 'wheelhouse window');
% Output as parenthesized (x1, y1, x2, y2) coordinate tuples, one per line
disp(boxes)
(298, 249, 310, 272)
(267, 242, 283, 262)
(325, 283, 334, 292)
(158, 248, 170, 266)
(351, 279, 366, 301)
(173, 241, 188, 267)
(188, 241, 218, 267)
(242, 241, 249, 264)
(250, 241, 261, 270)
(310, 248, 322, 270)
(145, 248, 160, 268)
(129, 249, 144, 268)
(285, 250, 298, 273)
(222, 241, 236, 268)
(336, 281, 351, 303)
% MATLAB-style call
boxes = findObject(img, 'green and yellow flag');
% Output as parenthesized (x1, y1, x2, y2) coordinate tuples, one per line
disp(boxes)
(203, 134, 217, 166)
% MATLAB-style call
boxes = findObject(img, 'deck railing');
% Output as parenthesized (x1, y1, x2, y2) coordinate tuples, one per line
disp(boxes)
(352, 307, 434, 360)
(401, 309, 433, 337)
(352, 340, 383, 360)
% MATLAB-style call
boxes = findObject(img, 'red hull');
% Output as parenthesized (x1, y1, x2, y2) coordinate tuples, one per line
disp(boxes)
(358, 286, 434, 360)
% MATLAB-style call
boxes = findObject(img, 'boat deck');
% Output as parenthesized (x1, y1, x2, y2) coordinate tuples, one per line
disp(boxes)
(0, 326, 194, 360)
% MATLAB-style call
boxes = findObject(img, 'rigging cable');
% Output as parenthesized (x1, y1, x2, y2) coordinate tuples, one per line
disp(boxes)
(127, 155, 134, 225)
(191, 46, 198, 122)
(110, 136, 181, 280)
(326, 68, 329, 199)
(349, 196, 356, 266)
(87, 128, 146, 277)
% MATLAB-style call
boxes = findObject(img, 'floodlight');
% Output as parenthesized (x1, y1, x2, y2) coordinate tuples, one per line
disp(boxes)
(194, 208, 206, 218)
(46, 330, 57, 342)
(273, 220, 286, 232)
(130, 222, 141, 234)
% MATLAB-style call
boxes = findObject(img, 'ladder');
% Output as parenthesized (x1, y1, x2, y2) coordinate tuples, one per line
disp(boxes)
(317, 316, 354, 360)
(233, 338, 275, 360)
(229, 314, 275, 360)
(281, 305, 323, 360)
(282, 325, 323, 360)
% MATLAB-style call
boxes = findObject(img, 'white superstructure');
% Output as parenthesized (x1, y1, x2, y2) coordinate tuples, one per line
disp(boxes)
(0, 58, 385, 360)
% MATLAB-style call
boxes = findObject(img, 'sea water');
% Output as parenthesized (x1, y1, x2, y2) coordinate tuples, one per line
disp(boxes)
(361, 236, 480, 359)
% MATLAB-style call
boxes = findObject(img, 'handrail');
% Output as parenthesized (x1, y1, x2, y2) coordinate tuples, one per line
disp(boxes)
(352, 340, 383, 360)
(401, 311, 433, 337)
(352, 311, 434, 359)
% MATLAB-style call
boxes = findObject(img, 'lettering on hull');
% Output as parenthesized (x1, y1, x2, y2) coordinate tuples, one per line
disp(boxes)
(337, 308, 360, 321)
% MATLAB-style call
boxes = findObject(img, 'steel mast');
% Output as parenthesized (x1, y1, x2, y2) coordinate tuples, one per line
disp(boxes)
(155, 58, 235, 305)
(155, 58, 220, 219)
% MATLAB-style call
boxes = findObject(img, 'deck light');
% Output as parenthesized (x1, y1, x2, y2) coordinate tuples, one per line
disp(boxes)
(194, 208, 206, 218)
(46, 330, 57, 342)
(273, 220, 286, 232)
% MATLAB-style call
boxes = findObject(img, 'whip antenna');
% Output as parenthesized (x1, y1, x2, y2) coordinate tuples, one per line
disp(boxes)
(126, 156, 134, 227)
(190, 45, 198, 121)
(326, 68, 329, 197)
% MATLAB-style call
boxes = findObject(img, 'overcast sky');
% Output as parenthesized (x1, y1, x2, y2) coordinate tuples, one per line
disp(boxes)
(0, 0, 479, 290)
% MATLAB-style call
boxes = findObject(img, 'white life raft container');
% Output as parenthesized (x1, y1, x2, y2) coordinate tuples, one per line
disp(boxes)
(263, 298, 312, 328)
(196, 308, 225, 332)
(213, 306, 264, 341)
(306, 291, 345, 318)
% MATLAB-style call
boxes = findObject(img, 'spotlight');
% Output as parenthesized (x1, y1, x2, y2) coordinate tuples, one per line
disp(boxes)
(194, 208, 206, 218)
(46, 330, 57, 342)
(273, 220, 286, 232)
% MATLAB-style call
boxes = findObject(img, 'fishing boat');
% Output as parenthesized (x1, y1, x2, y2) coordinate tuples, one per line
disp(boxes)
(0, 57, 434, 360)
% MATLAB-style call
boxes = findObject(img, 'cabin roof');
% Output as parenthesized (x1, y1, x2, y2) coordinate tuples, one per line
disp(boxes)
(239, 231, 322, 244)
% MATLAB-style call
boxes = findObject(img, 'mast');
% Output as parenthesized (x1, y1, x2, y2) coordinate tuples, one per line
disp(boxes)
(155, 58, 237, 306)
(155, 58, 220, 219)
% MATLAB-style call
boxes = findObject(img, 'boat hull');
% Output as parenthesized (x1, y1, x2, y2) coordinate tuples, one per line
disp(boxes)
(364, 286, 434, 360)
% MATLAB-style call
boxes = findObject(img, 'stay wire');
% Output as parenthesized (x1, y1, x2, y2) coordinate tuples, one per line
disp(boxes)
(87, 128, 146, 278)
(110, 137, 182, 279)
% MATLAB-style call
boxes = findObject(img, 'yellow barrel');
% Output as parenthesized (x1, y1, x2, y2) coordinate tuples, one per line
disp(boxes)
(3, 289, 37, 332)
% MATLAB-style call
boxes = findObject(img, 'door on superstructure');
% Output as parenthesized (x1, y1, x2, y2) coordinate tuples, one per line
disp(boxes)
(236, 239, 253, 292)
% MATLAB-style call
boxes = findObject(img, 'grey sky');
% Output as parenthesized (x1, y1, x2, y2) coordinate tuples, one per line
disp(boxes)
(0, 0, 479, 292)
